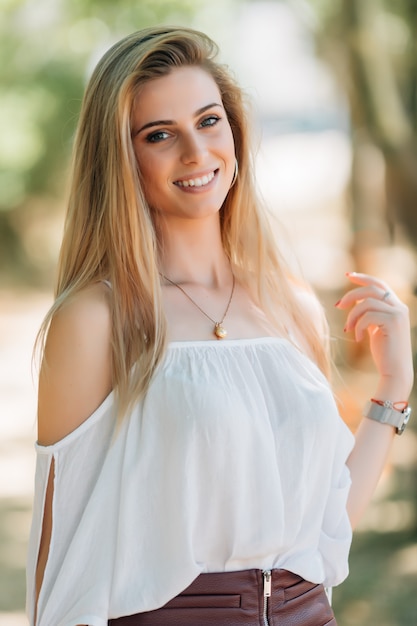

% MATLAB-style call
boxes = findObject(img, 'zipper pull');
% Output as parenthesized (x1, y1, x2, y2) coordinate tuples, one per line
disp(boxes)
(263, 570, 272, 598)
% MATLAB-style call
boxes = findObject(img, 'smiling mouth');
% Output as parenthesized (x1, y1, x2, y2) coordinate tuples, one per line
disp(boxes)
(174, 170, 217, 188)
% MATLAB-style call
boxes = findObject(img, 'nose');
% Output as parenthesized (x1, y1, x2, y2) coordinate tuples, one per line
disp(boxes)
(180, 131, 207, 165)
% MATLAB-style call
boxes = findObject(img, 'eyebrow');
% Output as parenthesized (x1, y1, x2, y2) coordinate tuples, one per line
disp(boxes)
(135, 102, 223, 135)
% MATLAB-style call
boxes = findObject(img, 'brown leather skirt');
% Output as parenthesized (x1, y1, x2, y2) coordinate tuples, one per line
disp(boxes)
(108, 568, 337, 625)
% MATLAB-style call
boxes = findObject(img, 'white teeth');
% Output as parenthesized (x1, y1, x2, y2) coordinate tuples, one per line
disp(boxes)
(176, 171, 215, 188)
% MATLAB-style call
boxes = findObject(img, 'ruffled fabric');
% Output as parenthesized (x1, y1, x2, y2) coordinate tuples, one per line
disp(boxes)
(27, 337, 354, 626)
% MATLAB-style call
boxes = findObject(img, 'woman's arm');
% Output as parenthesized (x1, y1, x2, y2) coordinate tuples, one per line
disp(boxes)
(35, 282, 112, 616)
(336, 272, 414, 529)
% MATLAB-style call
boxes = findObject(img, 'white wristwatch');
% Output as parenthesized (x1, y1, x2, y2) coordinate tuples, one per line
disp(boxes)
(364, 400, 412, 435)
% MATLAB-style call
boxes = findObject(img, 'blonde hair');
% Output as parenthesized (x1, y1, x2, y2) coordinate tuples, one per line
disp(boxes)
(39, 26, 330, 418)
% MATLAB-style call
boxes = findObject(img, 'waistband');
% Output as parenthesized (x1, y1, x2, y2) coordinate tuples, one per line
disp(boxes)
(109, 568, 337, 625)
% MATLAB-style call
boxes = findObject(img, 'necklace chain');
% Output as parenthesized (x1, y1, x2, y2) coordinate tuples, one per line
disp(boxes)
(161, 272, 235, 339)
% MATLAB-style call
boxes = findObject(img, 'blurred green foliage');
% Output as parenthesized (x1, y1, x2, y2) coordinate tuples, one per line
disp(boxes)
(307, 0, 417, 253)
(0, 0, 203, 285)
(3, 0, 417, 286)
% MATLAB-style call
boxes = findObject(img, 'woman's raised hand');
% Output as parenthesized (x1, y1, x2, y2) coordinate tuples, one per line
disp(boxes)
(336, 272, 414, 400)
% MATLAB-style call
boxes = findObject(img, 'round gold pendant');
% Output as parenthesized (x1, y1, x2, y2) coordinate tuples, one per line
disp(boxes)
(214, 323, 227, 339)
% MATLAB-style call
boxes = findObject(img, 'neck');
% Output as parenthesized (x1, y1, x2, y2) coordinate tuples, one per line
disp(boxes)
(158, 214, 231, 288)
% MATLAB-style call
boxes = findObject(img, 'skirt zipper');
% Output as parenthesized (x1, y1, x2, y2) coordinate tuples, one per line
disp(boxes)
(262, 570, 272, 626)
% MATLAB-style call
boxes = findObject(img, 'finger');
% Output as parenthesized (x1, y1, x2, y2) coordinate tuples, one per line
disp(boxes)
(345, 272, 388, 292)
(344, 298, 393, 334)
(354, 311, 390, 342)
(336, 285, 398, 308)
(337, 286, 383, 308)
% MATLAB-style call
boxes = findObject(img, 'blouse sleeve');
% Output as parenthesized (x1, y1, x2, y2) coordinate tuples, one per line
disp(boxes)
(26, 392, 116, 626)
(319, 418, 355, 587)
(26, 450, 53, 625)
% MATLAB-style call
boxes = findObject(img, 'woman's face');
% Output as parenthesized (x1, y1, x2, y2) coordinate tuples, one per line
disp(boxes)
(131, 66, 236, 224)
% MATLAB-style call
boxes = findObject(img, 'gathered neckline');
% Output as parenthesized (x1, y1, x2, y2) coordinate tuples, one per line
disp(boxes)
(168, 336, 289, 348)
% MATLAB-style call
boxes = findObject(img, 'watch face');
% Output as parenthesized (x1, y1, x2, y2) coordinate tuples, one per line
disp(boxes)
(397, 407, 412, 435)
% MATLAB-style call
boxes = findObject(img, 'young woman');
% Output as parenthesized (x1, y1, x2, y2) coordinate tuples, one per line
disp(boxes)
(27, 26, 414, 626)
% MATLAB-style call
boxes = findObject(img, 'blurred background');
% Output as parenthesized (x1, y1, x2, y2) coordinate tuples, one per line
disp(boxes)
(0, 0, 416, 624)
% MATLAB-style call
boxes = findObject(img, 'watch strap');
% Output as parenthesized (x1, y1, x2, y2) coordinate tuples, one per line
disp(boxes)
(364, 401, 412, 435)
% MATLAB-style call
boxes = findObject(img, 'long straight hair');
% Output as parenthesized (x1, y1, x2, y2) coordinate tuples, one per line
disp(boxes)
(38, 26, 330, 418)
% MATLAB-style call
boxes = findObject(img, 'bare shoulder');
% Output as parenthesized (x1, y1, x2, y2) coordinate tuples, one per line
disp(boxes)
(38, 282, 113, 446)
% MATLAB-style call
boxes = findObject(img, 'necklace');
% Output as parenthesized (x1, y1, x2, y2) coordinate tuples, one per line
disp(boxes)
(161, 272, 235, 339)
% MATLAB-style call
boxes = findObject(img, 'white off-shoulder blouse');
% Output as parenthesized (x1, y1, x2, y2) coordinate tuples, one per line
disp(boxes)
(27, 337, 354, 626)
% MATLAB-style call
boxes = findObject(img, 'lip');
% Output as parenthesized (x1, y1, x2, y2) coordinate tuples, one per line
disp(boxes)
(173, 168, 219, 188)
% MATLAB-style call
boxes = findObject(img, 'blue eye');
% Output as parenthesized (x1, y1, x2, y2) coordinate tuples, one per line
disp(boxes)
(146, 130, 170, 143)
(200, 115, 220, 128)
